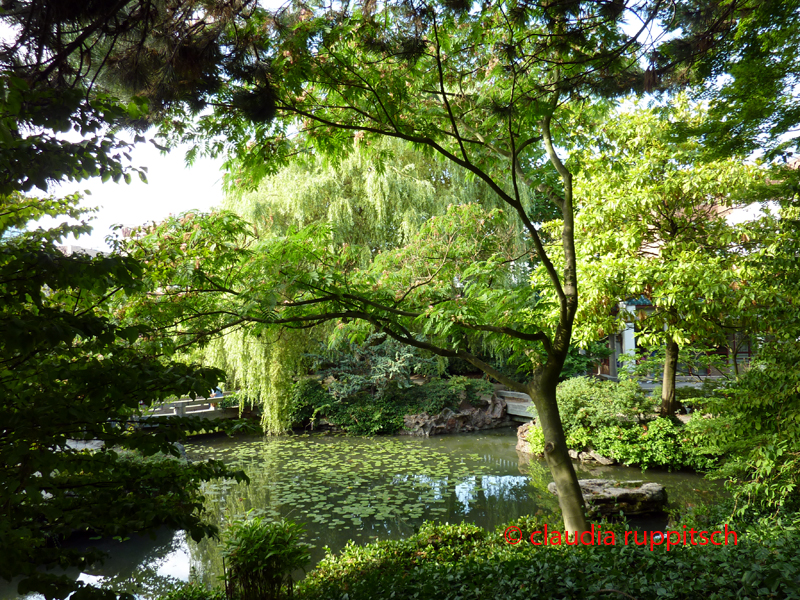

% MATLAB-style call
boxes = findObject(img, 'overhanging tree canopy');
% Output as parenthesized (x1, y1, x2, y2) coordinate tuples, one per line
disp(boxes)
(0, 194, 248, 600)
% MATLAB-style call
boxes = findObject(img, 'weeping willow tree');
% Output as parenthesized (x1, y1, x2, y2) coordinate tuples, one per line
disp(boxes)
(204, 328, 313, 433)
(224, 137, 546, 254)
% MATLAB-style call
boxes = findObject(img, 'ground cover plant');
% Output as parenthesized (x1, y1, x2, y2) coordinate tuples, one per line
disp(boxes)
(293, 517, 800, 600)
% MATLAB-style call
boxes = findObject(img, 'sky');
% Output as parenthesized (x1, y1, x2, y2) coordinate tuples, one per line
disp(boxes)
(50, 136, 226, 252)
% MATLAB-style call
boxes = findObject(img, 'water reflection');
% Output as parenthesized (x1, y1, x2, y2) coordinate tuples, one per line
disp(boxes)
(0, 528, 189, 600)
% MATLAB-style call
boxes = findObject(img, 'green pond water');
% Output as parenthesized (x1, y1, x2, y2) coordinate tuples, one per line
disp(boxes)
(3, 429, 725, 599)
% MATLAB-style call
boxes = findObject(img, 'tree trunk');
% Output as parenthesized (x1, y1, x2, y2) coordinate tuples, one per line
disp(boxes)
(660, 336, 679, 416)
(534, 103, 588, 534)
(529, 363, 589, 534)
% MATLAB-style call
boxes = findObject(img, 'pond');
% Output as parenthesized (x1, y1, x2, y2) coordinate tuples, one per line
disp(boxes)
(2, 429, 725, 599)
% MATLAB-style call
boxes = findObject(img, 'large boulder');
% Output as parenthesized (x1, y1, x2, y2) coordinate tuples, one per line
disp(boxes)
(401, 394, 509, 436)
(547, 478, 667, 516)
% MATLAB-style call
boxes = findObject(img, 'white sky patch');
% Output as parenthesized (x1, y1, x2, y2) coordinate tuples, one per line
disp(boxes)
(727, 202, 770, 225)
(45, 136, 225, 251)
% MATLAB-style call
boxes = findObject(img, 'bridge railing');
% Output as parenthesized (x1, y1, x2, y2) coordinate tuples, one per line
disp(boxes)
(495, 389, 533, 421)
(146, 392, 238, 418)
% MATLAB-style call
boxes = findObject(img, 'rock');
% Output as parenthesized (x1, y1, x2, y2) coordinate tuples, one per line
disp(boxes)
(171, 442, 191, 463)
(547, 478, 667, 516)
(489, 396, 505, 420)
(586, 449, 615, 465)
(515, 422, 540, 455)
(562, 447, 617, 465)
(401, 393, 510, 437)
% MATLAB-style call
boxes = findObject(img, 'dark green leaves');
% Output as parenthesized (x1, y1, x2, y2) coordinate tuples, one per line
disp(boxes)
(1, 195, 247, 600)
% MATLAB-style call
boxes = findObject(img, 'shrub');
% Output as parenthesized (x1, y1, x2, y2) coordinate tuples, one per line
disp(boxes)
(159, 582, 226, 600)
(535, 378, 719, 471)
(700, 341, 800, 518)
(650, 380, 726, 413)
(307, 333, 439, 400)
(446, 357, 483, 375)
(401, 376, 494, 414)
(221, 517, 310, 600)
(560, 341, 612, 380)
(553, 376, 655, 431)
(525, 424, 545, 454)
(289, 379, 334, 426)
(295, 516, 800, 600)
(590, 418, 716, 471)
(724, 441, 800, 518)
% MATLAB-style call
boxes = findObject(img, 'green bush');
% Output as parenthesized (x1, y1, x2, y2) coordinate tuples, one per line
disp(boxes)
(289, 379, 334, 426)
(590, 418, 717, 471)
(221, 517, 311, 600)
(296, 516, 800, 600)
(446, 357, 483, 375)
(534, 377, 720, 471)
(552, 376, 655, 431)
(525, 424, 545, 454)
(560, 341, 613, 380)
(650, 380, 726, 412)
(723, 441, 800, 518)
(159, 582, 225, 600)
(700, 342, 800, 518)
(401, 376, 494, 414)
(307, 333, 439, 400)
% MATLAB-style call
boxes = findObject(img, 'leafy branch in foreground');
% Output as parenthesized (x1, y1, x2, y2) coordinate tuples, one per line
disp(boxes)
(1, 195, 248, 600)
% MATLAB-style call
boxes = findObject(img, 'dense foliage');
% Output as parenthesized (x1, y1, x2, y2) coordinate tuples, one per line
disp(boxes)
(158, 583, 225, 600)
(4, 0, 800, 595)
(157, 0, 690, 533)
(119, 203, 533, 423)
(290, 376, 494, 436)
(0, 195, 247, 599)
(571, 99, 783, 414)
(693, 342, 800, 517)
(308, 333, 440, 400)
(224, 136, 530, 253)
(527, 378, 719, 471)
(294, 518, 800, 600)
